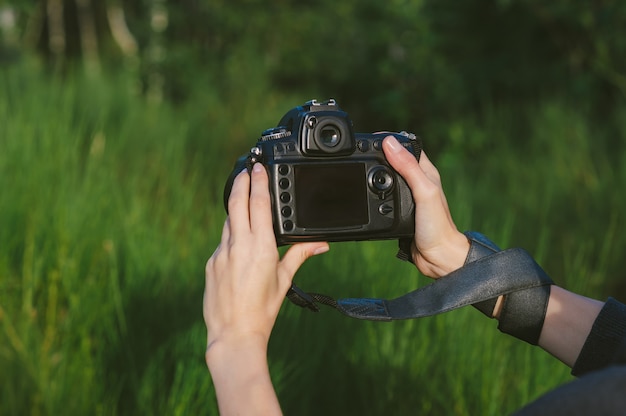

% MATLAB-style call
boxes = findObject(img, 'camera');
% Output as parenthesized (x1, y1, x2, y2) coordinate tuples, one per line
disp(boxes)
(223, 99, 422, 245)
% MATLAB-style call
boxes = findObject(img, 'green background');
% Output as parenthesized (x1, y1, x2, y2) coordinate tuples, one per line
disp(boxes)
(1, 1, 626, 414)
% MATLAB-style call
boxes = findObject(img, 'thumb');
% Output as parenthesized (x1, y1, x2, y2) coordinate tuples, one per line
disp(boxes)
(277, 242, 330, 286)
(383, 136, 437, 200)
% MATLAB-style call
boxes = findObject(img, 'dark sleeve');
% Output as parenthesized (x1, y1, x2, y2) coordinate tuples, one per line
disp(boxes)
(513, 365, 626, 416)
(571, 297, 626, 376)
(512, 298, 626, 415)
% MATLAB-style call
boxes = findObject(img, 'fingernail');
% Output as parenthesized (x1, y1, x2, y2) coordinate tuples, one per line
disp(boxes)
(252, 163, 264, 173)
(384, 136, 402, 153)
(313, 245, 329, 255)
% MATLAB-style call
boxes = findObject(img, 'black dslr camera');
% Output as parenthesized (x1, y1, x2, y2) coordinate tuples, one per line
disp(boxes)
(223, 99, 422, 245)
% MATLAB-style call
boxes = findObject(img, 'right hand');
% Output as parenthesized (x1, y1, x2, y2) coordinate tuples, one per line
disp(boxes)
(204, 165, 329, 358)
(382, 136, 470, 278)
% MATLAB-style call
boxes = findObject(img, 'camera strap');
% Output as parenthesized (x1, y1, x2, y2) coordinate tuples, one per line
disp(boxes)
(286, 232, 554, 343)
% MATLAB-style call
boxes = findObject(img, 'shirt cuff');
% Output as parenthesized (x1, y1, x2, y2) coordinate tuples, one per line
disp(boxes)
(572, 297, 626, 376)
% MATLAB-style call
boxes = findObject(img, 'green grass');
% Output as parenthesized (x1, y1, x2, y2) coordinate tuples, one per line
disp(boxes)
(1, 59, 625, 415)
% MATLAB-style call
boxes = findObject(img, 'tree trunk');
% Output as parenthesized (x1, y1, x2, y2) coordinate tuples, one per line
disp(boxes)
(75, 0, 100, 74)
(146, 0, 168, 104)
(106, 2, 138, 58)
(46, 0, 66, 61)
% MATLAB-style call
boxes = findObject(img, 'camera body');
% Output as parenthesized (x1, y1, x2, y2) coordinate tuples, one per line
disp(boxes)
(223, 99, 421, 245)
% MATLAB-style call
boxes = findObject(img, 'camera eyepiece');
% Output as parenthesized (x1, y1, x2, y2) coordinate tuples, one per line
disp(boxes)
(320, 126, 341, 147)
(319, 125, 341, 147)
(311, 118, 349, 153)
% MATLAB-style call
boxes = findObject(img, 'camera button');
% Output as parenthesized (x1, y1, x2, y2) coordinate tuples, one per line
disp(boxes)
(357, 140, 369, 152)
(279, 178, 290, 189)
(373, 140, 383, 151)
(281, 206, 292, 217)
(280, 192, 291, 203)
(286, 142, 296, 152)
(379, 204, 393, 216)
(278, 165, 289, 175)
(368, 166, 395, 199)
(283, 220, 294, 231)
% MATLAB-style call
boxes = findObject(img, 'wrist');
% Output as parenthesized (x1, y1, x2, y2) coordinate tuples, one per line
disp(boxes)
(423, 231, 471, 278)
(492, 295, 505, 318)
(205, 332, 283, 415)
(443, 231, 472, 275)
(206, 332, 269, 371)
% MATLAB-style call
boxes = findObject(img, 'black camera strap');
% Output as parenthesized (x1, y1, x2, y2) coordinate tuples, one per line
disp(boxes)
(286, 233, 554, 343)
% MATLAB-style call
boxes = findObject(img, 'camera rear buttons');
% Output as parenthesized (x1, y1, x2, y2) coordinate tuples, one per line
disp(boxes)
(368, 166, 395, 199)
(357, 140, 370, 152)
(378, 204, 393, 215)
(277, 164, 293, 231)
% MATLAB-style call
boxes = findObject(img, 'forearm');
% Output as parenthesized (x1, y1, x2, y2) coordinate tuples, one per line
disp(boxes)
(536, 286, 604, 367)
(488, 276, 605, 368)
(206, 336, 282, 416)
(450, 232, 605, 367)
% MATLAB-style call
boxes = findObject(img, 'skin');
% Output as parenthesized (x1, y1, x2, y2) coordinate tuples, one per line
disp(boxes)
(204, 136, 604, 415)
(380, 137, 604, 367)
(204, 162, 329, 415)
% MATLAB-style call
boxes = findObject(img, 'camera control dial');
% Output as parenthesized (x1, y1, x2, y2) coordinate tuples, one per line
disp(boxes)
(261, 127, 291, 141)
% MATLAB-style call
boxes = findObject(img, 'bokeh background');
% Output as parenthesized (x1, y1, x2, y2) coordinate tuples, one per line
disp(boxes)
(1, 1, 626, 414)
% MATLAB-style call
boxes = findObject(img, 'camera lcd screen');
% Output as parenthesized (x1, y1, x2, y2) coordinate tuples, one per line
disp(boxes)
(294, 164, 368, 228)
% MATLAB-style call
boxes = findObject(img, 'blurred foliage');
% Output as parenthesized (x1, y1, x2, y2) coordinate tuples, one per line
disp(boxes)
(2, 0, 625, 136)
(6, 59, 625, 415)
(2, 1, 626, 415)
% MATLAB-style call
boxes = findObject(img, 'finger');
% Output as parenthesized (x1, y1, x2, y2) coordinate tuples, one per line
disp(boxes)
(206, 217, 232, 273)
(417, 151, 454, 223)
(416, 151, 441, 185)
(219, 216, 232, 247)
(383, 136, 438, 200)
(277, 242, 330, 287)
(417, 153, 452, 221)
(383, 137, 456, 226)
(227, 170, 252, 235)
(249, 163, 274, 239)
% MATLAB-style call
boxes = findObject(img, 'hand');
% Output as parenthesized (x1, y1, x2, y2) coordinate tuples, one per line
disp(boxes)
(383, 136, 469, 278)
(204, 163, 328, 415)
(204, 163, 329, 355)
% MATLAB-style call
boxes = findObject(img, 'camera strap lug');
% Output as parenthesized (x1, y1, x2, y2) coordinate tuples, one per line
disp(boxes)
(245, 147, 263, 172)
(286, 284, 320, 312)
(286, 284, 339, 313)
(396, 238, 414, 262)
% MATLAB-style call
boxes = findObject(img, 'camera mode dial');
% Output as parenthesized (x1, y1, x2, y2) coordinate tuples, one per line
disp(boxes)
(261, 127, 291, 141)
